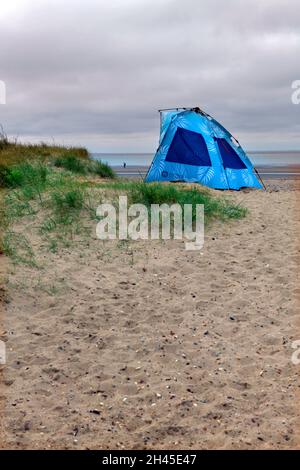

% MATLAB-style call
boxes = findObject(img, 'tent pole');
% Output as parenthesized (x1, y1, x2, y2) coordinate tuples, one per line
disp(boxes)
(254, 167, 267, 191)
(158, 107, 188, 112)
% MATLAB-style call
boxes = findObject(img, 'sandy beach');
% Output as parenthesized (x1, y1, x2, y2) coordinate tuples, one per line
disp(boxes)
(0, 178, 299, 449)
(0, 252, 7, 447)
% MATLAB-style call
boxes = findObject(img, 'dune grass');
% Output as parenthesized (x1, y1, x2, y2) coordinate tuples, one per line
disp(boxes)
(2, 163, 95, 263)
(0, 133, 114, 262)
(0, 129, 115, 185)
(129, 182, 246, 221)
(0, 133, 247, 265)
(0, 161, 49, 189)
(0, 127, 88, 167)
(98, 181, 247, 222)
(53, 154, 87, 174)
(54, 153, 116, 178)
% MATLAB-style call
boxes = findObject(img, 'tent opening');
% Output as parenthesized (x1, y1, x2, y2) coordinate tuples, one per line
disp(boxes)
(165, 127, 212, 167)
(216, 138, 247, 169)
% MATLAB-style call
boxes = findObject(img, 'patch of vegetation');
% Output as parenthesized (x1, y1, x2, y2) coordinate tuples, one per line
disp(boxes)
(0, 127, 88, 167)
(44, 187, 87, 232)
(0, 161, 49, 189)
(90, 160, 116, 179)
(54, 153, 116, 179)
(2, 231, 37, 266)
(0, 133, 246, 266)
(1, 158, 105, 261)
(52, 189, 85, 212)
(0, 130, 116, 261)
(97, 181, 247, 223)
(54, 154, 88, 174)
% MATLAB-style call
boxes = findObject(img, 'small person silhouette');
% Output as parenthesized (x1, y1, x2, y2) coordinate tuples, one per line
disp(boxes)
(123, 162, 126, 168)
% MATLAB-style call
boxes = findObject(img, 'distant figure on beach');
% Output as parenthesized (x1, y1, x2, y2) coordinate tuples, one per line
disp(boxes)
(123, 162, 126, 168)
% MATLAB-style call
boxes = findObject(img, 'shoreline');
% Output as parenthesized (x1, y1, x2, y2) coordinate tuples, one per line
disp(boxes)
(110, 164, 300, 179)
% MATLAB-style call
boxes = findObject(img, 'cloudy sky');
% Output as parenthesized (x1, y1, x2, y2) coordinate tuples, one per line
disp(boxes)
(0, 0, 299, 152)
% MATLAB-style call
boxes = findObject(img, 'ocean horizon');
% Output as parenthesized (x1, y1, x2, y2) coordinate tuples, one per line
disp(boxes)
(92, 151, 300, 168)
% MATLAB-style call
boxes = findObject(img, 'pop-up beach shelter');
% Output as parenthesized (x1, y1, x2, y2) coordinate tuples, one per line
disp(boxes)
(145, 107, 263, 190)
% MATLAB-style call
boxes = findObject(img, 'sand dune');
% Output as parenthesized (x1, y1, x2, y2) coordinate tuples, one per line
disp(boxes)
(0, 179, 299, 449)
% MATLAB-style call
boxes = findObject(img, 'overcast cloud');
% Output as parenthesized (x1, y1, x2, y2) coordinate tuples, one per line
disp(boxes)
(0, 0, 299, 152)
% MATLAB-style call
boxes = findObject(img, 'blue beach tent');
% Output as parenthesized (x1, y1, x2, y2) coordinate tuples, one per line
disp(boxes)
(145, 107, 263, 190)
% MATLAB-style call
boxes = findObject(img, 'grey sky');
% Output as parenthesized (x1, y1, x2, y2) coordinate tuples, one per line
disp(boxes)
(0, 0, 299, 152)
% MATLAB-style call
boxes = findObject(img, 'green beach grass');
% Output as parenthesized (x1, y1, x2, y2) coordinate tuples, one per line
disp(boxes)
(0, 135, 247, 265)
(54, 153, 116, 178)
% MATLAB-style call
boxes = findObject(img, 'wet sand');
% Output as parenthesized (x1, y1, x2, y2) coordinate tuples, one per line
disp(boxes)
(114, 164, 300, 179)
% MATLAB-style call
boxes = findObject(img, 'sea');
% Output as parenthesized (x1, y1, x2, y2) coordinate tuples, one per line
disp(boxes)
(92, 151, 300, 178)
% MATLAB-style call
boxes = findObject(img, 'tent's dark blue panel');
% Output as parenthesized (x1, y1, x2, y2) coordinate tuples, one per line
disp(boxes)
(165, 127, 211, 167)
(216, 138, 247, 169)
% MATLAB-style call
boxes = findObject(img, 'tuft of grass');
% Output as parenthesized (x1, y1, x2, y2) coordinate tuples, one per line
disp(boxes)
(0, 161, 49, 189)
(54, 154, 116, 179)
(2, 231, 37, 266)
(52, 189, 84, 212)
(98, 181, 247, 223)
(54, 154, 87, 174)
(129, 182, 247, 223)
(89, 160, 116, 179)
(38, 184, 87, 236)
